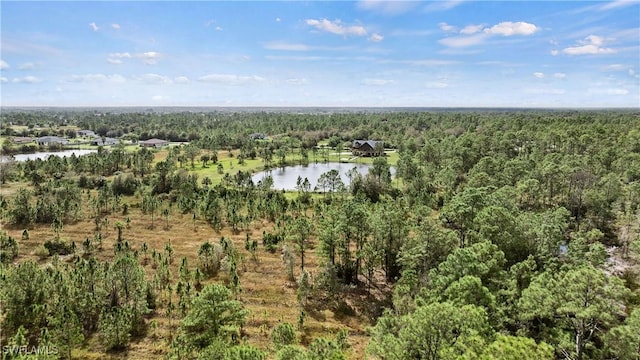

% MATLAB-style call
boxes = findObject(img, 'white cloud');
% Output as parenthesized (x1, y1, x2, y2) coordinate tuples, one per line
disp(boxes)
(1, 77, 8, 83)
(533, 72, 545, 78)
(134, 73, 172, 84)
(425, 0, 466, 12)
(362, 78, 394, 86)
(174, 76, 190, 84)
(215, 26, 223, 31)
(598, 0, 639, 11)
(573, 0, 640, 13)
(460, 24, 484, 35)
(439, 33, 488, 47)
(152, 95, 170, 101)
(369, 33, 384, 42)
(602, 64, 627, 71)
(107, 51, 162, 65)
(2, 38, 63, 57)
(438, 48, 484, 55)
(69, 74, 126, 83)
(484, 22, 539, 36)
(286, 78, 308, 85)
(111, 23, 121, 30)
(263, 42, 354, 52)
(525, 88, 566, 95)
(89, 22, 99, 32)
(425, 81, 449, 88)
(439, 22, 457, 32)
(107, 74, 127, 83)
(198, 74, 266, 85)
(588, 88, 629, 95)
(586, 35, 605, 46)
(138, 51, 161, 65)
(550, 50, 559, 56)
(0, 60, 9, 70)
(610, 28, 640, 42)
(109, 52, 132, 59)
(266, 55, 330, 61)
(553, 72, 567, 79)
(18, 62, 36, 70)
(476, 61, 517, 66)
(439, 21, 538, 48)
(379, 59, 459, 66)
(12, 76, 42, 84)
(357, 0, 417, 15)
(562, 35, 616, 55)
(305, 19, 367, 36)
(264, 41, 310, 51)
(275, 17, 281, 22)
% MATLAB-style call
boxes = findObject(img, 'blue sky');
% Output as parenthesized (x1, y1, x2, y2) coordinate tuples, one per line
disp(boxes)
(1, 1, 639, 108)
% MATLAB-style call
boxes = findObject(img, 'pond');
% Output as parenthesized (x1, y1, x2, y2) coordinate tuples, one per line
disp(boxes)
(251, 162, 395, 191)
(2, 149, 98, 162)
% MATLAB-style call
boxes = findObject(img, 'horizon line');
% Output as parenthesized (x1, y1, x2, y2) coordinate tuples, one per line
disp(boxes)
(2, 105, 639, 111)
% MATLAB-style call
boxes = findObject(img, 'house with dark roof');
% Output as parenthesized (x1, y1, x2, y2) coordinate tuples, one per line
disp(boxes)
(249, 133, 268, 140)
(351, 140, 384, 157)
(139, 138, 169, 148)
(36, 136, 69, 146)
(92, 137, 120, 146)
(77, 130, 97, 137)
(12, 137, 34, 144)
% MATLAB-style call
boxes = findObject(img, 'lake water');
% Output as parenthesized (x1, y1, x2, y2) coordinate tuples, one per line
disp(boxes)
(251, 162, 394, 191)
(3, 149, 98, 162)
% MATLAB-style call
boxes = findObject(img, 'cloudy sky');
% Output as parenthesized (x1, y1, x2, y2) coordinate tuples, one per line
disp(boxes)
(1, 1, 639, 107)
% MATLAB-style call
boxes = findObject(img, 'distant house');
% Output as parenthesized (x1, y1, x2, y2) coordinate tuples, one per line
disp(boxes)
(351, 140, 384, 157)
(77, 130, 97, 137)
(249, 133, 268, 140)
(139, 138, 169, 148)
(36, 136, 69, 146)
(92, 137, 119, 146)
(12, 137, 33, 144)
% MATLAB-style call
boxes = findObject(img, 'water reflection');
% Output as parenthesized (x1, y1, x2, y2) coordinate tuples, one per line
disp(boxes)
(251, 162, 394, 191)
(4, 149, 98, 162)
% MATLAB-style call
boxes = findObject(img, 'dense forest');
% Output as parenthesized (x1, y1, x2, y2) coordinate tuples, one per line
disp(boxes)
(0, 109, 639, 359)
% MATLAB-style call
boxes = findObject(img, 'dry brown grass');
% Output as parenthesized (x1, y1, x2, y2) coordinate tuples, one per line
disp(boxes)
(0, 181, 27, 198)
(2, 201, 376, 359)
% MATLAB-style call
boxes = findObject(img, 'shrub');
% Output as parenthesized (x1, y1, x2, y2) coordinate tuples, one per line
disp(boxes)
(44, 240, 74, 256)
(8, 188, 34, 226)
(276, 345, 310, 360)
(111, 173, 140, 196)
(180, 284, 247, 349)
(309, 337, 346, 360)
(263, 232, 283, 253)
(197, 241, 223, 277)
(224, 345, 266, 360)
(77, 175, 88, 188)
(271, 322, 297, 349)
(100, 307, 133, 351)
(0, 232, 18, 263)
(34, 245, 49, 259)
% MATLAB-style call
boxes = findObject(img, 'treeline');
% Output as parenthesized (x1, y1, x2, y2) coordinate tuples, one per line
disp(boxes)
(6, 109, 634, 148)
